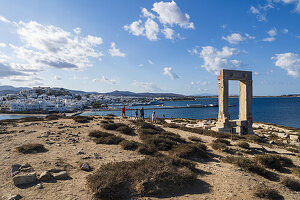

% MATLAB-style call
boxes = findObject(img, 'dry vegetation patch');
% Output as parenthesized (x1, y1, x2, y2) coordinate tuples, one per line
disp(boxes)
(17, 143, 48, 154)
(188, 136, 203, 143)
(281, 176, 300, 191)
(120, 140, 140, 151)
(169, 143, 209, 160)
(89, 130, 123, 145)
(254, 185, 283, 200)
(237, 141, 250, 149)
(255, 154, 293, 172)
(72, 116, 93, 123)
(292, 166, 300, 178)
(222, 156, 269, 178)
(86, 156, 197, 199)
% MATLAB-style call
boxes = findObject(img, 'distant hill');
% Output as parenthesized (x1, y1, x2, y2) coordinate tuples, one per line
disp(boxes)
(0, 86, 183, 97)
(101, 90, 184, 97)
(0, 85, 30, 95)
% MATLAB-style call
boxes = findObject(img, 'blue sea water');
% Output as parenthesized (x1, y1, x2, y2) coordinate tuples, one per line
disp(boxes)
(1, 97, 299, 128)
(82, 97, 300, 128)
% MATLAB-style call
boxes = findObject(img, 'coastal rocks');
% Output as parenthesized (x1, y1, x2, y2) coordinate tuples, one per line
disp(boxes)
(52, 171, 69, 180)
(7, 194, 22, 200)
(39, 171, 53, 182)
(81, 163, 91, 171)
(13, 172, 37, 185)
(290, 134, 299, 141)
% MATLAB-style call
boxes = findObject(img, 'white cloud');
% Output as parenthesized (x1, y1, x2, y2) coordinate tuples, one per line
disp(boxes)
(123, 20, 145, 36)
(152, 1, 194, 29)
(144, 18, 160, 41)
(141, 8, 155, 18)
(190, 81, 208, 86)
(222, 33, 246, 45)
(101, 76, 117, 84)
(0, 16, 10, 23)
(162, 27, 174, 39)
(250, 5, 267, 21)
(0, 61, 27, 78)
(267, 28, 277, 37)
(9, 75, 42, 82)
(133, 80, 162, 92)
(108, 42, 126, 57)
(163, 67, 179, 80)
(9, 20, 104, 71)
(297, 35, 300, 39)
(280, 0, 300, 13)
(245, 33, 255, 39)
(0, 43, 6, 47)
(148, 59, 154, 64)
(263, 37, 276, 42)
(250, 6, 260, 14)
(124, 1, 194, 41)
(188, 46, 200, 55)
(73, 27, 81, 34)
(221, 24, 227, 29)
(272, 52, 300, 78)
(198, 46, 242, 74)
(282, 28, 289, 33)
(138, 64, 144, 67)
(54, 75, 62, 80)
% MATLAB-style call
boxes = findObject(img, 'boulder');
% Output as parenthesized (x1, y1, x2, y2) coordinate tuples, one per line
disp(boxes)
(13, 172, 37, 185)
(81, 163, 91, 171)
(52, 171, 68, 180)
(11, 164, 21, 177)
(8, 194, 22, 200)
(39, 171, 53, 182)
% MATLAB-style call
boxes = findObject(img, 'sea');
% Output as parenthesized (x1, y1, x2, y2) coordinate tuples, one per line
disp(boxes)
(1, 97, 299, 128)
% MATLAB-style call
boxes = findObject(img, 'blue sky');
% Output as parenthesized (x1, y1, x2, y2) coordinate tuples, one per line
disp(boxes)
(0, 0, 300, 96)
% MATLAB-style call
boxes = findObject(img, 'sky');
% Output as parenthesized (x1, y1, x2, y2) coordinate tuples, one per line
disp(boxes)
(0, 0, 300, 96)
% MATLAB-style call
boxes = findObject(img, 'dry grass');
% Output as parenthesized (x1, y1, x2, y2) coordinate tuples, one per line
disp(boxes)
(86, 156, 197, 199)
(169, 143, 209, 160)
(120, 140, 140, 151)
(102, 123, 127, 131)
(89, 130, 123, 145)
(137, 144, 157, 155)
(281, 176, 300, 191)
(292, 166, 300, 178)
(254, 185, 283, 200)
(116, 126, 135, 135)
(222, 156, 269, 178)
(17, 143, 48, 154)
(214, 138, 230, 145)
(255, 154, 293, 172)
(188, 136, 203, 143)
(73, 116, 92, 123)
(237, 141, 250, 149)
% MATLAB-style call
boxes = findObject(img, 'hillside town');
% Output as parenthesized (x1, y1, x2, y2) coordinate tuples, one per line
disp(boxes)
(0, 86, 154, 113)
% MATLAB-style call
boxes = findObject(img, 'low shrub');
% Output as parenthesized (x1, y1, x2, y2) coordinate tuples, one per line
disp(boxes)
(255, 154, 293, 172)
(292, 166, 300, 178)
(120, 140, 140, 150)
(222, 156, 269, 177)
(165, 123, 180, 128)
(237, 141, 250, 149)
(137, 144, 157, 155)
(89, 130, 123, 145)
(254, 185, 283, 200)
(87, 157, 197, 199)
(20, 116, 44, 122)
(116, 125, 135, 135)
(17, 143, 48, 154)
(244, 134, 265, 143)
(188, 136, 203, 143)
(45, 114, 60, 121)
(286, 148, 299, 153)
(73, 116, 92, 123)
(169, 143, 209, 160)
(211, 142, 228, 151)
(214, 138, 230, 145)
(100, 120, 113, 124)
(281, 176, 300, 191)
(102, 123, 125, 130)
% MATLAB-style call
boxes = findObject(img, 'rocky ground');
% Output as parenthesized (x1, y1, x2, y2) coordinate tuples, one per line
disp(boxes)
(0, 116, 299, 200)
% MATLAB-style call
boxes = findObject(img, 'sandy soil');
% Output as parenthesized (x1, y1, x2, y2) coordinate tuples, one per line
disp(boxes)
(0, 116, 299, 200)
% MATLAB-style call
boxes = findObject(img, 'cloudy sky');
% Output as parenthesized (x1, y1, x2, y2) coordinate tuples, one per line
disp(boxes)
(0, 0, 300, 96)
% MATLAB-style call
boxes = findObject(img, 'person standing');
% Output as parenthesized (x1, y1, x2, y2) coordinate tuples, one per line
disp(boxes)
(122, 106, 126, 117)
(140, 107, 144, 120)
(135, 109, 139, 119)
(152, 111, 157, 124)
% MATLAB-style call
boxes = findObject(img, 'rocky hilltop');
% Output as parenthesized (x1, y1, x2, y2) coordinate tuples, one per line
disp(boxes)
(0, 115, 299, 200)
